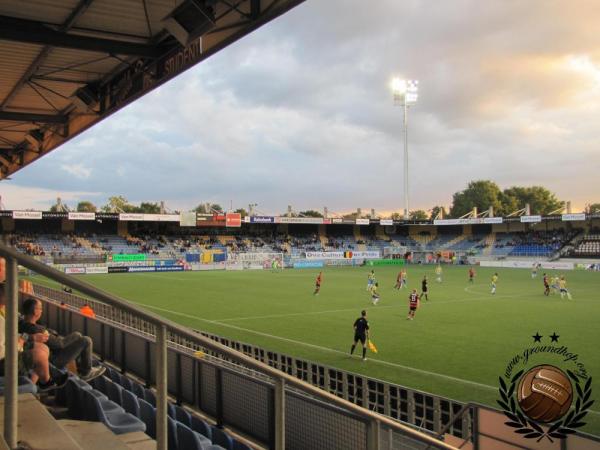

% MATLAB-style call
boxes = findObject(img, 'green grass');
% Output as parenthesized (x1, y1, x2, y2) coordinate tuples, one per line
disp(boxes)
(31, 265, 600, 435)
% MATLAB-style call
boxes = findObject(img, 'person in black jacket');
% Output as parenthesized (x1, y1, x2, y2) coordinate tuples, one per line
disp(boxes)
(350, 310, 370, 361)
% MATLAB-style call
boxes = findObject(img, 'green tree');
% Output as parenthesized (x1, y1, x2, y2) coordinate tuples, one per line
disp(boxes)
(429, 206, 447, 220)
(137, 202, 161, 214)
(501, 186, 564, 215)
(342, 212, 359, 220)
(102, 196, 137, 213)
(409, 210, 428, 220)
(76, 201, 97, 212)
(391, 212, 404, 220)
(234, 208, 248, 217)
(588, 203, 600, 214)
(449, 180, 504, 218)
(299, 210, 324, 218)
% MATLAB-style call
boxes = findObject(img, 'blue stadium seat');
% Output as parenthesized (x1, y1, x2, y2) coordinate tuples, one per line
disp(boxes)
(131, 380, 146, 400)
(233, 440, 253, 450)
(166, 402, 176, 419)
(138, 398, 156, 439)
(144, 388, 157, 407)
(106, 379, 124, 405)
(118, 373, 133, 392)
(167, 416, 178, 450)
(191, 416, 212, 441)
(211, 426, 233, 450)
(83, 389, 146, 435)
(174, 405, 192, 427)
(0, 376, 37, 395)
(176, 422, 212, 450)
(95, 375, 111, 395)
(122, 389, 140, 417)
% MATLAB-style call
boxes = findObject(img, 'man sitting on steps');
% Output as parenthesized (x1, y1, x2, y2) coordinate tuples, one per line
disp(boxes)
(19, 297, 105, 382)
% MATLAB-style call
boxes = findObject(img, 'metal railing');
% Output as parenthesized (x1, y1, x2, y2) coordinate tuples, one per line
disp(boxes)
(32, 283, 472, 441)
(0, 242, 456, 450)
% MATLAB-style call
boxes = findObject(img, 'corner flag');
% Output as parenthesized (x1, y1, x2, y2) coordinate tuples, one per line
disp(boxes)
(368, 340, 378, 354)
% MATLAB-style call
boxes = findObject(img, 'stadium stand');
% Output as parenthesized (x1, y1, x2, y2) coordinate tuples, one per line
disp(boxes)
(569, 231, 600, 257)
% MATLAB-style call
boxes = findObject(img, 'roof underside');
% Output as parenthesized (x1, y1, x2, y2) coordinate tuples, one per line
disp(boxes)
(0, 0, 304, 178)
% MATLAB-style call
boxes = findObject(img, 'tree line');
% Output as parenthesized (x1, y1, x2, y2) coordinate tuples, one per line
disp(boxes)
(55, 181, 599, 219)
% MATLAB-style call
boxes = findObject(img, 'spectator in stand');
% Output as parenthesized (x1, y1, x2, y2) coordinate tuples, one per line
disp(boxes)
(19, 298, 105, 382)
(79, 303, 95, 319)
(0, 283, 68, 391)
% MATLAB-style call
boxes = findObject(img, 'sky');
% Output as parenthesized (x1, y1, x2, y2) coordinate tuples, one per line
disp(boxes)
(2, 0, 600, 215)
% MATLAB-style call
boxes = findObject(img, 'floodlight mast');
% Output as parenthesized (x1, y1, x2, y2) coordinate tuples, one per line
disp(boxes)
(391, 78, 418, 219)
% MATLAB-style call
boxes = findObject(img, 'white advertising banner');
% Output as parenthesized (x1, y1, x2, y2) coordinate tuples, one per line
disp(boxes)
(225, 262, 244, 271)
(119, 213, 180, 222)
(479, 260, 574, 270)
(520, 215, 542, 223)
(275, 217, 324, 224)
(13, 211, 42, 220)
(65, 267, 86, 274)
(379, 219, 394, 226)
(561, 213, 586, 222)
(541, 261, 574, 270)
(228, 252, 282, 262)
(144, 214, 180, 222)
(351, 251, 380, 259)
(305, 251, 380, 260)
(85, 266, 109, 274)
(180, 212, 197, 226)
(68, 212, 95, 221)
(305, 251, 344, 260)
(434, 217, 504, 225)
(355, 218, 370, 225)
(119, 213, 145, 221)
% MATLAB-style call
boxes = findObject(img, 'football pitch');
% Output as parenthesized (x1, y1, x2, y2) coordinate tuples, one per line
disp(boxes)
(32, 265, 600, 435)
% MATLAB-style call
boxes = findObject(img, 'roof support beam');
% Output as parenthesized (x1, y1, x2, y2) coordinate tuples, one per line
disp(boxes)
(0, 15, 160, 58)
(0, 0, 95, 111)
(0, 112, 68, 124)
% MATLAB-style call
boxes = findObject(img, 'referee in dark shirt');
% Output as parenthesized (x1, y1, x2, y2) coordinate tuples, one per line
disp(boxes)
(350, 310, 370, 361)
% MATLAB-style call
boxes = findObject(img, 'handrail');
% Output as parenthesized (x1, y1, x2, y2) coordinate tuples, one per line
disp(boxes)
(0, 242, 456, 449)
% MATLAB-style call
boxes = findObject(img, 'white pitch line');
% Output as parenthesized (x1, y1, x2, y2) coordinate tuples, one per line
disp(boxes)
(217, 291, 529, 322)
(130, 301, 503, 391)
(130, 300, 600, 416)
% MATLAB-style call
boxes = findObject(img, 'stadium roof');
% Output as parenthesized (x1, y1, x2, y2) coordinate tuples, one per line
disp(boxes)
(0, 0, 304, 179)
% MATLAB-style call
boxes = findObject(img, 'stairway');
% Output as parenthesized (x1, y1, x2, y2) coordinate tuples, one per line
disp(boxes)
(482, 233, 496, 256)
(441, 234, 467, 249)
(353, 227, 366, 251)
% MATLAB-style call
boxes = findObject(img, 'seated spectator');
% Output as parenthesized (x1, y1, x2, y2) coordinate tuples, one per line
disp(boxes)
(79, 303, 95, 319)
(19, 298, 105, 382)
(0, 283, 68, 391)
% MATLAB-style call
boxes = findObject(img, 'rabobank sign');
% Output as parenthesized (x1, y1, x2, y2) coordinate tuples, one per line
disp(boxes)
(250, 216, 274, 223)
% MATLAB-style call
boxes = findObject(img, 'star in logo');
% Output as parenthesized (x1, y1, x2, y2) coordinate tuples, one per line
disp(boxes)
(550, 332, 560, 343)
(532, 332, 543, 343)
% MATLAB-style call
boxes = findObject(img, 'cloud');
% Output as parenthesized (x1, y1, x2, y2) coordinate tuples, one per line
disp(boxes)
(60, 164, 92, 179)
(0, 184, 101, 211)
(7, 0, 600, 213)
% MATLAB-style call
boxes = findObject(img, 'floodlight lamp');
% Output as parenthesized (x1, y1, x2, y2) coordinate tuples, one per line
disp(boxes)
(391, 77, 406, 94)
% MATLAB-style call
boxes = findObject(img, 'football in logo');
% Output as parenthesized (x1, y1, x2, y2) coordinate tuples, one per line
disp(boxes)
(517, 365, 573, 423)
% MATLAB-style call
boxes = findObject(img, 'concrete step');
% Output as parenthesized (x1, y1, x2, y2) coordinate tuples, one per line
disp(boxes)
(117, 431, 156, 450)
(58, 419, 132, 450)
(0, 394, 81, 450)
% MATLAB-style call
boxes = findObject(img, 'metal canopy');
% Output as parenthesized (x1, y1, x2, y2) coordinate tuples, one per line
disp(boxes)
(0, 0, 305, 179)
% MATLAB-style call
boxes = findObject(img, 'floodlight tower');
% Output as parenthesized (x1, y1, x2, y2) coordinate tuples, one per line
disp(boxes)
(391, 78, 419, 219)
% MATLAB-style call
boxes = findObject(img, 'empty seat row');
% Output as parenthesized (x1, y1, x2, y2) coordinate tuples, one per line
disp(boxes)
(97, 366, 252, 450)
(65, 377, 146, 435)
